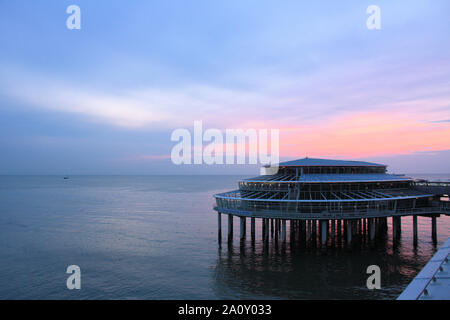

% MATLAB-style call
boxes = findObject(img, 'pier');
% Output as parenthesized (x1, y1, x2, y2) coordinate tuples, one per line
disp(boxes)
(398, 237, 450, 300)
(214, 158, 450, 246)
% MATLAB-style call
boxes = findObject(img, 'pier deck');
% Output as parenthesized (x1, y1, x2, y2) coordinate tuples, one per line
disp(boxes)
(398, 237, 450, 300)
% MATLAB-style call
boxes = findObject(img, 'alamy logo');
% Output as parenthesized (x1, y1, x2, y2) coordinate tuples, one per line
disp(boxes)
(66, 265, 81, 290)
(366, 5, 381, 30)
(171, 121, 280, 173)
(366, 265, 381, 289)
(66, 5, 81, 30)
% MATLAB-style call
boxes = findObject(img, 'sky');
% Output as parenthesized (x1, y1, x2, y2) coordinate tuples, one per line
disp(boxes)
(0, 0, 449, 175)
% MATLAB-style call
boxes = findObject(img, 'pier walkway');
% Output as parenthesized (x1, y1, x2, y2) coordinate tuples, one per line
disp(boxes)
(398, 237, 450, 300)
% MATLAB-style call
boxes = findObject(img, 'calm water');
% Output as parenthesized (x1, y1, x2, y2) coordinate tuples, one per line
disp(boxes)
(0, 175, 449, 300)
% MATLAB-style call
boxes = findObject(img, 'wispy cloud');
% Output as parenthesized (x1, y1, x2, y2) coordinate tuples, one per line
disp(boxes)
(1, 54, 450, 160)
(429, 119, 450, 123)
(3, 56, 450, 129)
(124, 154, 171, 161)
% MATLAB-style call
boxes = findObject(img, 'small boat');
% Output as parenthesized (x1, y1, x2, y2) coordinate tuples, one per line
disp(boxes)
(63, 176, 69, 180)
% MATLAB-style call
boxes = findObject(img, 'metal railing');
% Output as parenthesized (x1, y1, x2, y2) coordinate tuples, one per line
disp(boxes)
(214, 205, 449, 220)
(418, 252, 450, 299)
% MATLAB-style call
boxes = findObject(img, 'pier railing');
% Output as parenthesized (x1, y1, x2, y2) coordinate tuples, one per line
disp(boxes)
(398, 238, 450, 300)
(214, 204, 449, 220)
(413, 181, 450, 195)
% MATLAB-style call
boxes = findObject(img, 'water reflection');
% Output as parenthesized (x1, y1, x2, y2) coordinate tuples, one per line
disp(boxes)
(213, 216, 446, 299)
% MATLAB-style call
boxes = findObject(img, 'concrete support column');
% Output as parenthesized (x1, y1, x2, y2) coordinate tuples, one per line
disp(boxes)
(300, 220, 306, 243)
(380, 218, 385, 233)
(392, 216, 397, 239)
(306, 220, 310, 241)
(274, 219, 279, 242)
(432, 216, 437, 244)
(271, 219, 274, 238)
(379, 218, 383, 232)
(289, 220, 294, 240)
(290, 220, 296, 243)
(318, 220, 322, 237)
(331, 220, 336, 243)
(218, 213, 222, 237)
(413, 215, 418, 246)
(262, 218, 266, 240)
(251, 217, 255, 241)
(265, 219, 270, 241)
(369, 218, 375, 241)
(337, 220, 342, 242)
(281, 220, 286, 242)
(321, 220, 327, 245)
(240, 217, 246, 240)
(309, 220, 313, 240)
(228, 214, 233, 239)
(312, 220, 317, 243)
(346, 220, 352, 245)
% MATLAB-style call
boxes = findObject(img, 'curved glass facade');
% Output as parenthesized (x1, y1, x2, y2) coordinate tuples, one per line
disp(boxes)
(214, 162, 437, 219)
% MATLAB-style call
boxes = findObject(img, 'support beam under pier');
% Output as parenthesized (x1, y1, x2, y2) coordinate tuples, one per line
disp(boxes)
(432, 216, 437, 244)
(228, 214, 233, 240)
(321, 220, 328, 245)
(346, 220, 352, 245)
(337, 220, 342, 243)
(331, 220, 335, 243)
(306, 220, 311, 241)
(218, 213, 222, 242)
(240, 217, 246, 240)
(271, 219, 274, 238)
(262, 218, 266, 241)
(413, 215, 418, 246)
(393, 216, 400, 240)
(281, 220, 286, 242)
(265, 219, 269, 241)
(368, 218, 375, 241)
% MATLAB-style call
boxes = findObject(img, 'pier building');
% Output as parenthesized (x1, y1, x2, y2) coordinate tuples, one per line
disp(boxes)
(214, 158, 450, 245)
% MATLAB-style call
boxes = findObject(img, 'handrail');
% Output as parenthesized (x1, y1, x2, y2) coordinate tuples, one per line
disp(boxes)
(214, 192, 435, 203)
(415, 251, 450, 299)
(414, 181, 450, 186)
(214, 205, 448, 220)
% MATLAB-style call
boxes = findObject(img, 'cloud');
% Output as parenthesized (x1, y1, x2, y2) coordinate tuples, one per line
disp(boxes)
(124, 154, 171, 161)
(0, 68, 274, 129)
(1, 56, 450, 159)
(429, 119, 450, 123)
(0, 72, 170, 128)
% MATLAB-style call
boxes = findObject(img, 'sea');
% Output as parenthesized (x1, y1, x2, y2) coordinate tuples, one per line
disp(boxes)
(0, 174, 449, 299)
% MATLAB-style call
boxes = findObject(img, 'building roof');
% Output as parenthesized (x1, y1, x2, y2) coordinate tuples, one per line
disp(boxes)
(278, 157, 385, 167)
(299, 173, 411, 183)
(241, 173, 411, 183)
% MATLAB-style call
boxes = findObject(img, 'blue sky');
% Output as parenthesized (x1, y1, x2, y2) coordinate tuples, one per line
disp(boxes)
(0, 1, 449, 174)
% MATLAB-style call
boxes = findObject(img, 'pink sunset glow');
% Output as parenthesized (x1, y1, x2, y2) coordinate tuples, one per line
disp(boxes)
(279, 111, 450, 158)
